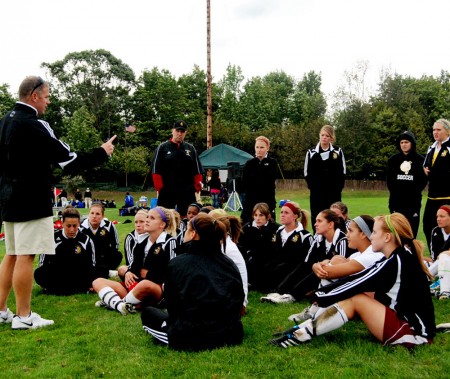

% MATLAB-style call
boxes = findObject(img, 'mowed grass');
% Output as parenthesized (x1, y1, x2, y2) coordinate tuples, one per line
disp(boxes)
(1, 189, 449, 378)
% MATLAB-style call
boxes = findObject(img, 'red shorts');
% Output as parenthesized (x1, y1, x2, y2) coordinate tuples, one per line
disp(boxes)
(382, 306, 431, 348)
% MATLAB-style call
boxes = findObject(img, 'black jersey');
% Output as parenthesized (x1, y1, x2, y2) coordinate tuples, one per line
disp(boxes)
(80, 218, 122, 277)
(430, 226, 450, 261)
(129, 232, 177, 285)
(34, 230, 96, 294)
(124, 231, 149, 266)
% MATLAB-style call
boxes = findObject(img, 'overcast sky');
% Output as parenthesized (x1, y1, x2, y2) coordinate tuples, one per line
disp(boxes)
(1, 0, 449, 98)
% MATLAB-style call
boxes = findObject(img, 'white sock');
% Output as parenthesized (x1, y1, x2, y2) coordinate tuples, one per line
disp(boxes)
(98, 286, 124, 313)
(438, 254, 450, 293)
(123, 291, 141, 305)
(295, 303, 348, 342)
(428, 260, 439, 277)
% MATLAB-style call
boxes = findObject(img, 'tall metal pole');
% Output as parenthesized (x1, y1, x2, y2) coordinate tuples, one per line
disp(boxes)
(206, 0, 213, 149)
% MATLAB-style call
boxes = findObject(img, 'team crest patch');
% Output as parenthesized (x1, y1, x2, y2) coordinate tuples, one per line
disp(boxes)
(185, 149, 191, 156)
(154, 246, 161, 255)
(400, 161, 412, 175)
(332, 152, 338, 159)
(100, 230, 106, 237)
(291, 235, 299, 243)
(272, 235, 276, 243)
(442, 150, 448, 157)
(75, 245, 82, 254)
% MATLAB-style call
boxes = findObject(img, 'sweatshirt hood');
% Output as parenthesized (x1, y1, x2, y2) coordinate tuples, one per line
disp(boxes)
(396, 131, 417, 152)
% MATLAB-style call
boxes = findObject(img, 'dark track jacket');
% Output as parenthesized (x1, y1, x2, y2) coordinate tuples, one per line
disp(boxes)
(164, 240, 244, 351)
(0, 102, 108, 222)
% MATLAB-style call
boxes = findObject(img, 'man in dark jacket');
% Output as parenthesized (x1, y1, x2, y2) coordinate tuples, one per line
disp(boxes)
(0, 76, 115, 330)
(151, 120, 203, 217)
(386, 131, 427, 237)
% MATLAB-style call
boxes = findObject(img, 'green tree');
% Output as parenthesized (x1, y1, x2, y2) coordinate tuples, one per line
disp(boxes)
(42, 49, 136, 140)
(290, 71, 327, 124)
(62, 106, 102, 152)
(0, 84, 15, 116)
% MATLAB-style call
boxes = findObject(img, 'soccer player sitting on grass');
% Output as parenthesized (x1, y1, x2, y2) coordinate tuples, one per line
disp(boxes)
(287, 215, 384, 323)
(34, 206, 97, 295)
(92, 207, 177, 315)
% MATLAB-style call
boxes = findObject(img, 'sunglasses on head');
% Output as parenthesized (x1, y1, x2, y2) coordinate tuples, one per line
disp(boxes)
(30, 77, 44, 95)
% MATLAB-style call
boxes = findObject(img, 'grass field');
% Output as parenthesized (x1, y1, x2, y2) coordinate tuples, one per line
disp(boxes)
(1, 189, 449, 378)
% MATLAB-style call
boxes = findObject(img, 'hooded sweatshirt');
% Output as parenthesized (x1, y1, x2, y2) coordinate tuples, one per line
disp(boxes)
(386, 131, 428, 211)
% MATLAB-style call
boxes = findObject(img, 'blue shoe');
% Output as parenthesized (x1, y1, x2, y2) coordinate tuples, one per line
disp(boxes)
(430, 279, 440, 296)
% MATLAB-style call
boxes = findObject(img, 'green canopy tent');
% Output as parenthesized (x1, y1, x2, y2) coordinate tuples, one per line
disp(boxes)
(198, 143, 253, 169)
(199, 144, 252, 212)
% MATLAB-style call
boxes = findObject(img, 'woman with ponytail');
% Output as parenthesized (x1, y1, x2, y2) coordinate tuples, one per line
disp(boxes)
(271, 213, 435, 349)
(141, 213, 245, 351)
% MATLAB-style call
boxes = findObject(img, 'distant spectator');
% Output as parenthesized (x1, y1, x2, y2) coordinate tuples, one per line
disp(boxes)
(60, 188, 68, 207)
(84, 188, 93, 208)
(208, 169, 222, 209)
(74, 189, 83, 202)
(124, 192, 134, 208)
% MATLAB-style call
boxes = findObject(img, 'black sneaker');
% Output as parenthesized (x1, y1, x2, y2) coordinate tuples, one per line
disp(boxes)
(269, 334, 301, 348)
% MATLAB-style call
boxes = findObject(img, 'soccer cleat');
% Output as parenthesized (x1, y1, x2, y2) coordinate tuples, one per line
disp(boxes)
(0, 308, 14, 324)
(270, 334, 301, 348)
(11, 312, 54, 330)
(288, 303, 318, 323)
(430, 279, 440, 296)
(260, 293, 282, 303)
(95, 300, 108, 308)
(124, 303, 137, 315)
(436, 323, 450, 333)
(265, 294, 295, 304)
(439, 291, 450, 300)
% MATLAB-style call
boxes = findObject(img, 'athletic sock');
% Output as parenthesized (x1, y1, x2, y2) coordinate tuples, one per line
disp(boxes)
(438, 254, 450, 293)
(123, 291, 141, 305)
(428, 260, 439, 277)
(98, 286, 124, 313)
(294, 303, 349, 342)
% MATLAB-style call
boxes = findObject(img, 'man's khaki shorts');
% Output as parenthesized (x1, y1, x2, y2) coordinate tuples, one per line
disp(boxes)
(4, 216, 55, 255)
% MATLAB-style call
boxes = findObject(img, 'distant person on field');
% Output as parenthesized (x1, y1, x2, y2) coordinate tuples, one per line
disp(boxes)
(74, 188, 83, 202)
(387, 131, 427, 237)
(60, 188, 68, 207)
(84, 188, 93, 209)
(208, 169, 222, 209)
(124, 192, 134, 208)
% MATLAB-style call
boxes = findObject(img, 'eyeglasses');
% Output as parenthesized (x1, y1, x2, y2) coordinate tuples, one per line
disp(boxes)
(30, 77, 44, 96)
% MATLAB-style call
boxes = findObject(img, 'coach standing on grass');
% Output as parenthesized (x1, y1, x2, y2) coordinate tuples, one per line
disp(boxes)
(151, 120, 203, 217)
(0, 76, 116, 330)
